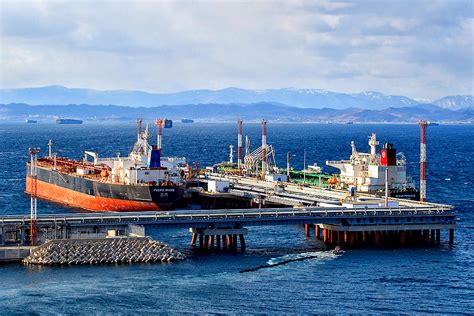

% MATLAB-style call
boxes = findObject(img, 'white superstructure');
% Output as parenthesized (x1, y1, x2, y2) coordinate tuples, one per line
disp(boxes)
(83, 124, 188, 185)
(326, 133, 416, 193)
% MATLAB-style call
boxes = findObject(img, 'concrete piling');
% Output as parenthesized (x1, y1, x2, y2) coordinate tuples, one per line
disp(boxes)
(316, 224, 455, 249)
(191, 233, 197, 246)
(199, 234, 204, 249)
(423, 230, 430, 243)
(399, 231, 406, 245)
(189, 228, 248, 252)
(239, 234, 246, 250)
(315, 225, 320, 239)
(222, 235, 227, 249)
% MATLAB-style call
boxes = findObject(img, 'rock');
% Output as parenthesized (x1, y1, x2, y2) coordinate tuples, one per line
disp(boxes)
(22, 237, 185, 266)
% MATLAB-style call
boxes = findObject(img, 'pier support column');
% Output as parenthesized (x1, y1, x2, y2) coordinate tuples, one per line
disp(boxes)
(222, 235, 227, 249)
(305, 224, 310, 237)
(374, 231, 381, 245)
(216, 235, 221, 249)
(232, 235, 238, 250)
(362, 231, 367, 243)
(209, 235, 215, 248)
(239, 234, 246, 250)
(337, 231, 344, 245)
(199, 234, 204, 249)
(344, 231, 349, 244)
(227, 235, 233, 248)
(399, 231, 406, 245)
(431, 229, 435, 243)
(204, 235, 210, 249)
(436, 229, 441, 244)
(423, 230, 430, 243)
(449, 229, 454, 245)
(315, 225, 320, 239)
(191, 233, 197, 246)
(349, 232, 356, 246)
(323, 229, 328, 244)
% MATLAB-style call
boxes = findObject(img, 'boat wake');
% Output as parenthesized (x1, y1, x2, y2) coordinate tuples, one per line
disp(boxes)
(240, 251, 339, 273)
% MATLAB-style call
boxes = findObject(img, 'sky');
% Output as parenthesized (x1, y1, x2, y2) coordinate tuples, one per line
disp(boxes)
(0, 0, 472, 100)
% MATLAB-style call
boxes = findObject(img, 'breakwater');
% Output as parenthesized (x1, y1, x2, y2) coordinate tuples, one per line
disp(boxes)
(22, 237, 185, 265)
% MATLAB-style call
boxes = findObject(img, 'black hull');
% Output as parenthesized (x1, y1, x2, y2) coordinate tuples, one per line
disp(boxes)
(27, 165, 184, 209)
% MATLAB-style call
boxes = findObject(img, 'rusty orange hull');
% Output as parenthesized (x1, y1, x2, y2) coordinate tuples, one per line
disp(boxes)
(26, 177, 161, 212)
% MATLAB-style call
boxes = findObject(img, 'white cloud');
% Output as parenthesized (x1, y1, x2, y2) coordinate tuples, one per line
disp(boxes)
(0, 0, 472, 99)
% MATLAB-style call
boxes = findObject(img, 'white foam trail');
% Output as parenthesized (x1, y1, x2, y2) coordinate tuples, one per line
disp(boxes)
(266, 251, 337, 265)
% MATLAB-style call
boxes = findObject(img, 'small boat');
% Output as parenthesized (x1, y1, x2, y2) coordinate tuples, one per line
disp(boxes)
(25, 119, 37, 124)
(333, 246, 345, 255)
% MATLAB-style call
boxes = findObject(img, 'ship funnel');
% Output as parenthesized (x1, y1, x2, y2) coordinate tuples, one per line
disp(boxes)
(380, 143, 396, 166)
(155, 118, 164, 151)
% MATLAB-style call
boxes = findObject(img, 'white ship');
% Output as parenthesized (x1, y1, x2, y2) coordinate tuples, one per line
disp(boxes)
(326, 133, 419, 200)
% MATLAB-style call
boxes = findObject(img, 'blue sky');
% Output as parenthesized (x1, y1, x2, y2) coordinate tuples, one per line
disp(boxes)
(0, 0, 472, 100)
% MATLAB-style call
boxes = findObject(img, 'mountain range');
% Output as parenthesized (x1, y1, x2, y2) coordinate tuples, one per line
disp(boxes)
(1, 85, 472, 110)
(1, 102, 473, 123)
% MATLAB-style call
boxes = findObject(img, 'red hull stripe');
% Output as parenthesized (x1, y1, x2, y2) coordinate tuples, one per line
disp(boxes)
(26, 177, 160, 212)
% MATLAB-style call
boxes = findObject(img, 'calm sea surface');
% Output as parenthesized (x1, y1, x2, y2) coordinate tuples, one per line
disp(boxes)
(0, 122, 472, 314)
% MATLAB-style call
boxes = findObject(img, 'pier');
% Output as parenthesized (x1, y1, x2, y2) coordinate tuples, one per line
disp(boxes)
(0, 201, 457, 259)
(1, 166, 458, 263)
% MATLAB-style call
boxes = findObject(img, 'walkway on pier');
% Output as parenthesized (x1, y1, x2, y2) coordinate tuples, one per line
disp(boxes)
(0, 205, 456, 230)
(204, 174, 448, 208)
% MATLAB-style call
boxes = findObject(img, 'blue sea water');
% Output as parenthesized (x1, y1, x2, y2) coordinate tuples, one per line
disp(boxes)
(0, 122, 473, 314)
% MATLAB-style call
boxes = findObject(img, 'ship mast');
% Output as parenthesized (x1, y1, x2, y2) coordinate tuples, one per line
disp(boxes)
(137, 118, 142, 141)
(47, 139, 53, 158)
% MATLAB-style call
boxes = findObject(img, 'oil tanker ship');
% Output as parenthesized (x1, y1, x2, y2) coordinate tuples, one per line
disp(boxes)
(326, 133, 419, 200)
(26, 119, 189, 212)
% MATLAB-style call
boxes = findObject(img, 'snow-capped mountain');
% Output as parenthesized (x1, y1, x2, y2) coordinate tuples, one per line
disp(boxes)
(1, 86, 471, 111)
(0, 86, 419, 110)
(432, 95, 473, 110)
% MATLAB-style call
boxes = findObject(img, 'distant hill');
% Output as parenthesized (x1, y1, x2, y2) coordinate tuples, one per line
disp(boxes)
(432, 95, 473, 110)
(1, 102, 472, 123)
(0, 85, 432, 110)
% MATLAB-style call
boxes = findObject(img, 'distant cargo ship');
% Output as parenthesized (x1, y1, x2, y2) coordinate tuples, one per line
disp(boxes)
(181, 119, 194, 123)
(25, 119, 37, 124)
(56, 118, 83, 124)
(26, 119, 189, 212)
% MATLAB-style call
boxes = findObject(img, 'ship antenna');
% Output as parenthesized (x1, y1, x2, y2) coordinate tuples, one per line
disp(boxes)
(144, 124, 150, 141)
(47, 139, 53, 158)
(137, 118, 143, 141)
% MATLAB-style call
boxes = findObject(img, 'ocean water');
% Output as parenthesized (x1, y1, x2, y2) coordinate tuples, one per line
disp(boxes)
(0, 122, 473, 314)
